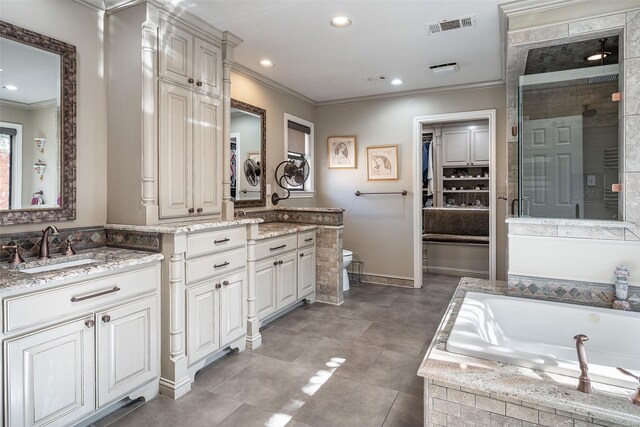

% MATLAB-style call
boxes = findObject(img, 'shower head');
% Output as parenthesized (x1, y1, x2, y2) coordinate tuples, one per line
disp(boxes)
(582, 104, 597, 118)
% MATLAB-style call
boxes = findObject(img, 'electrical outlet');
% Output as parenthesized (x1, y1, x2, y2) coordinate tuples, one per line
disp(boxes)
(586, 175, 596, 187)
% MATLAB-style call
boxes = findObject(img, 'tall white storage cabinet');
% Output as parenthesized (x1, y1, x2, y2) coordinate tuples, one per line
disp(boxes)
(106, 2, 241, 225)
(442, 125, 490, 167)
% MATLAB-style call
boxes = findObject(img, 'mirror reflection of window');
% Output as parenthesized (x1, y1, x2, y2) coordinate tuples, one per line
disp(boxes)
(287, 120, 311, 192)
(230, 107, 261, 201)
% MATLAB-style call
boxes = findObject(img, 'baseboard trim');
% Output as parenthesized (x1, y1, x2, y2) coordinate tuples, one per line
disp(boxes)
(426, 266, 489, 279)
(354, 272, 414, 288)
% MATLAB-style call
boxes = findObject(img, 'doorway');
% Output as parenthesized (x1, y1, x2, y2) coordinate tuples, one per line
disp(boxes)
(412, 110, 497, 288)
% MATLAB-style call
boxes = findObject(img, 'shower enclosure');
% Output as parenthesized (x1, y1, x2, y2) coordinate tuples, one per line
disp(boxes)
(518, 64, 620, 220)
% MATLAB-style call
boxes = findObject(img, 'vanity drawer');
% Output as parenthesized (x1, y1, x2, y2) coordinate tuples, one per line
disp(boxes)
(187, 227, 246, 258)
(4, 265, 159, 333)
(298, 231, 316, 248)
(255, 235, 298, 260)
(186, 247, 246, 284)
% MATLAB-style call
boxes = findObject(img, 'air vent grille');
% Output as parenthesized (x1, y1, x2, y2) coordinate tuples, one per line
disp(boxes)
(425, 15, 477, 36)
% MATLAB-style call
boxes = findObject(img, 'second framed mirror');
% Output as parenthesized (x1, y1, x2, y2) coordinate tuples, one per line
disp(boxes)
(230, 99, 266, 208)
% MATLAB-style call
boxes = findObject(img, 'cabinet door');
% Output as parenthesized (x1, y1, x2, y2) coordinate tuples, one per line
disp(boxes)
(297, 247, 316, 298)
(97, 296, 158, 407)
(193, 37, 222, 97)
(256, 258, 277, 321)
(192, 92, 222, 216)
(470, 128, 490, 165)
(442, 129, 469, 166)
(159, 20, 193, 86)
(186, 282, 220, 365)
(5, 318, 95, 427)
(220, 271, 247, 346)
(159, 82, 193, 219)
(276, 251, 297, 310)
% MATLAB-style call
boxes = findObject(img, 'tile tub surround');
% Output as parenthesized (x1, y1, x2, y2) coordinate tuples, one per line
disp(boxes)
(418, 277, 640, 426)
(0, 226, 106, 262)
(0, 246, 163, 293)
(508, 275, 640, 312)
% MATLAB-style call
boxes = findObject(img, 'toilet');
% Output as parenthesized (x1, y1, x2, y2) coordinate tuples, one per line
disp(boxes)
(342, 250, 353, 291)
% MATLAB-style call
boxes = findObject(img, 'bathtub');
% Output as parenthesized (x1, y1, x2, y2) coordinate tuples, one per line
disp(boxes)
(446, 292, 640, 389)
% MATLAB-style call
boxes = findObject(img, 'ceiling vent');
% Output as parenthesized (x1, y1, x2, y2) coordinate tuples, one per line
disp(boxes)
(430, 62, 459, 76)
(366, 75, 388, 82)
(425, 15, 477, 36)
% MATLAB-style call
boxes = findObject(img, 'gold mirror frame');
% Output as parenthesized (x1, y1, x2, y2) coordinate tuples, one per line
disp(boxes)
(0, 20, 76, 225)
(231, 99, 266, 208)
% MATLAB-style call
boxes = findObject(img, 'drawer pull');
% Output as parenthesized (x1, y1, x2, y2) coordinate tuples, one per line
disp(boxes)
(300, 253, 304, 257)
(215, 283, 221, 289)
(304, 238, 313, 242)
(85, 319, 95, 328)
(223, 280, 230, 286)
(214, 238, 230, 244)
(270, 244, 287, 251)
(102, 315, 111, 323)
(71, 286, 121, 302)
(214, 261, 230, 269)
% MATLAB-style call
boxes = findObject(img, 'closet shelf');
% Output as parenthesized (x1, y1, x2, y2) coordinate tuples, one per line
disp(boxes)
(443, 190, 489, 193)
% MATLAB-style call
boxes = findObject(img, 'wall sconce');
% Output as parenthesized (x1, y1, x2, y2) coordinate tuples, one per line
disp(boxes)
(34, 138, 46, 153)
(33, 160, 47, 181)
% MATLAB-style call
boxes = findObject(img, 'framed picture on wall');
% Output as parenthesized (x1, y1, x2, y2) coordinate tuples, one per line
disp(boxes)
(366, 145, 398, 180)
(327, 136, 357, 169)
(247, 152, 260, 163)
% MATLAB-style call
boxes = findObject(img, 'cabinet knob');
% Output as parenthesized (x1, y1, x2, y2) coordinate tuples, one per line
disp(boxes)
(102, 315, 111, 323)
(196, 207, 203, 213)
(196, 81, 203, 87)
(300, 253, 304, 257)
(188, 77, 194, 84)
(223, 280, 230, 286)
(278, 260, 283, 265)
(85, 319, 95, 328)
(188, 208, 195, 214)
(215, 283, 221, 289)
(273, 261, 278, 266)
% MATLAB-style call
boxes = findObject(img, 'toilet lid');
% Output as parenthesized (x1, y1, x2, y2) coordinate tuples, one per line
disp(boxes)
(343, 250, 352, 256)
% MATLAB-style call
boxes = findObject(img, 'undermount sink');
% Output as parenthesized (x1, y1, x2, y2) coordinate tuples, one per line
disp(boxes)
(20, 258, 100, 274)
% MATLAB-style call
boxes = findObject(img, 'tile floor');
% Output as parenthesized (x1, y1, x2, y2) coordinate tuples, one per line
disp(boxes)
(97, 273, 461, 427)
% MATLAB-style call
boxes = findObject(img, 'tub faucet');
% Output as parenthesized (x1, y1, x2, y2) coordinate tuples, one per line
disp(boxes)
(574, 334, 592, 393)
(38, 225, 60, 260)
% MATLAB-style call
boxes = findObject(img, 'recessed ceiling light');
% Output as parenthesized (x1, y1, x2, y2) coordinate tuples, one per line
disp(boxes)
(390, 78, 403, 86)
(330, 16, 352, 28)
(3, 85, 17, 90)
(259, 59, 274, 68)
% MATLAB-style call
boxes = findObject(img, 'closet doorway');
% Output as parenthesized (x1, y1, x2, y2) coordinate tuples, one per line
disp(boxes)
(412, 110, 497, 287)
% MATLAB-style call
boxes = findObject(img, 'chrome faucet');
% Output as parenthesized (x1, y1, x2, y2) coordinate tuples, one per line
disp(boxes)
(38, 225, 60, 260)
(234, 210, 247, 217)
(574, 334, 592, 393)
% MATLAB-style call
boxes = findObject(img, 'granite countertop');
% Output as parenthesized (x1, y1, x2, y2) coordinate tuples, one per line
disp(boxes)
(276, 207, 344, 213)
(418, 277, 640, 426)
(0, 247, 164, 294)
(257, 222, 318, 240)
(105, 218, 262, 234)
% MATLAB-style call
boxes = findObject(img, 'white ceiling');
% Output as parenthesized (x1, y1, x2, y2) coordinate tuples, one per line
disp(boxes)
(175, 0, 511, 102)
(0, 38, 59, 106)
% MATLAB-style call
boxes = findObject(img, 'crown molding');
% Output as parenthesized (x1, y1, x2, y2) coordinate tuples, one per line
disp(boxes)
(73, 0, 106, 11)
(499, 0, 585, 17)
(231, 63, 317, 107)
(315, 80, 505, 108)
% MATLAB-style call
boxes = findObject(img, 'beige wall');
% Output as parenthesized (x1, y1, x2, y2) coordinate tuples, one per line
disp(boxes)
(1, 0, 107, 232)
(315, 86, 507, 280)
(230, 71, 316, 208)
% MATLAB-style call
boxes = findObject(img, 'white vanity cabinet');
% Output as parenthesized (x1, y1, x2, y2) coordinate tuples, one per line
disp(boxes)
(158, 224, 249, 399)
(106, 3, 241, 225)
(159, 19, 222, 97)
(2, 263, 161, 427)
(158, 81, 222, 219)
(255, 230, 316, 324)
(442, 125, 490, 166)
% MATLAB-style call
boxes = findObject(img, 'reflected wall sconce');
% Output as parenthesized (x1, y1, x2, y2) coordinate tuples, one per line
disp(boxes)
(34, 138, 46, 153)
(33, 160, 47, 181)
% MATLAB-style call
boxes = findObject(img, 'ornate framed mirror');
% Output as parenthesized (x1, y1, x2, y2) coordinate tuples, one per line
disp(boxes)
(230, 99, 266, 208)
(0, 21, 76, 225)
